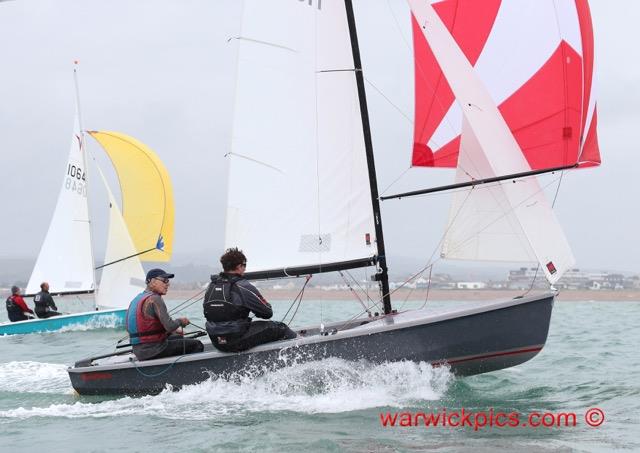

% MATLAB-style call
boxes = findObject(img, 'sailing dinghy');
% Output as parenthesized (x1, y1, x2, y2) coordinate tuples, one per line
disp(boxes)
(68, 0, 600, 395)
(1, 84, 174, 336)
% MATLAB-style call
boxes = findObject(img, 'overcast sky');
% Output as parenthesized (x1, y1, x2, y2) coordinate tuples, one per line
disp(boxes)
(0, 0, 637, 275)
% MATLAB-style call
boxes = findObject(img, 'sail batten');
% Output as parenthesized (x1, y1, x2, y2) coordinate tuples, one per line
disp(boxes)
(226, 0, 377, 273)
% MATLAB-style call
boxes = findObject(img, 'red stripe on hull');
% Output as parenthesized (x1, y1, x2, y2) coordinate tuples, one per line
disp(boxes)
(433, 346, 543, 367)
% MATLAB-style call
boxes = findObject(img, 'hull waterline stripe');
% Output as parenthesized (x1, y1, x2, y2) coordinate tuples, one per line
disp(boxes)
(436, 346, 544, 366)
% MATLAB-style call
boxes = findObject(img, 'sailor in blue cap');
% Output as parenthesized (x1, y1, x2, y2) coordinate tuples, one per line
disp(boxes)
(125, 268, 204, 361)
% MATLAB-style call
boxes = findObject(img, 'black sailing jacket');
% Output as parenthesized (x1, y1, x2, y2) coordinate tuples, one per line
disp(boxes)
(203, 273, 273, 336)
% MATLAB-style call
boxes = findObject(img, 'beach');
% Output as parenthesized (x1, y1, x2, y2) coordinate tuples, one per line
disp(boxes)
(167, 288, 640, 302)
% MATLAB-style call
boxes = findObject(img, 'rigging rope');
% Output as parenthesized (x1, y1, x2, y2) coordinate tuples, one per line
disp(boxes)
(417, 265, 434, 311)
(339, 271, 372, 316)
(363, 76, 413, 125)
(520, 170, 567, 296)
(132, 354, 188, 378)
(371, 172, 562, 313)
(280, 275, 311, 325)
(345, 270, 382, 310)
(385, 1, 458, 153)
(428, 174, 566, 263)
(379, 166, 411, 197)
(338, 179, 476, 318)
(168, 288, 207, 315)
(188, 320, 207, 332)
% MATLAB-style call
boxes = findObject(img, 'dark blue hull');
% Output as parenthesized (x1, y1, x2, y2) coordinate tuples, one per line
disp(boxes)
(68, 293, 554, 395)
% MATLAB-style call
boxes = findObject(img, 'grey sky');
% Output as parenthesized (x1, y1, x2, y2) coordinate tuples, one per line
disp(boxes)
(0, 0, 637, 275)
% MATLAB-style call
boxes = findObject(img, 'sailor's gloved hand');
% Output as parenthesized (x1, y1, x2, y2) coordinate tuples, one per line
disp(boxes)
(179, 317, 190, 327)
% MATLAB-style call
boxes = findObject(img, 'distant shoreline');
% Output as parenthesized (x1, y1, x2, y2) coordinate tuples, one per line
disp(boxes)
(2, 288, 637, 303)
(165, 288, 640, 302)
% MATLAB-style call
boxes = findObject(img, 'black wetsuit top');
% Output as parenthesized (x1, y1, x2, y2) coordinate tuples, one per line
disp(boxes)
(203, 273, 273, 336)
(34, 291, 58, 317)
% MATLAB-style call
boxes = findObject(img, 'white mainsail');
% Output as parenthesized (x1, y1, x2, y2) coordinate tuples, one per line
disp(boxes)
(409, 0, 575, 283)
(26, 114, 95, 295)
(226, 0, 377, 273)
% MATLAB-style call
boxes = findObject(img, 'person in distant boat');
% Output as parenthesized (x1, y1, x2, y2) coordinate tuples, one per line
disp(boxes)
(34, 282, 62, 319)
(204, 247, 297, 352)
(126, 268, 204, 361)
(5, 286, 35, 322)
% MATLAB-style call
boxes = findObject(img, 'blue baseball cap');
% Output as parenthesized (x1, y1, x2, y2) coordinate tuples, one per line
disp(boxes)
(146, 268, 175, 283)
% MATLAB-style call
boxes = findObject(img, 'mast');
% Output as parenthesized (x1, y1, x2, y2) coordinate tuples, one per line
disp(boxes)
(73, 61, 98, 303)
(344, 0, 392, 314)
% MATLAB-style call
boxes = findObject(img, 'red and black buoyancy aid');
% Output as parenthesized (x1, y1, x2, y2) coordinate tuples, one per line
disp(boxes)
(126, 292, 168, 345)
(6, 296, 22, 317)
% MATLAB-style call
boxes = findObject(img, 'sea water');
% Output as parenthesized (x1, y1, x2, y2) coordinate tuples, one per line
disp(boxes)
(0, 298, 638, 452)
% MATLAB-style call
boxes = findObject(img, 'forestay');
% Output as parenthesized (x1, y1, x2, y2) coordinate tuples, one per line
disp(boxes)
(26, 114, 95, 295)
(226, 0, 377, 273)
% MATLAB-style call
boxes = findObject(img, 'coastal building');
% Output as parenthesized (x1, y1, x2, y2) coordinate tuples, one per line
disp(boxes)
(507, 267, 637, 290)
(456, 282, 487, 290)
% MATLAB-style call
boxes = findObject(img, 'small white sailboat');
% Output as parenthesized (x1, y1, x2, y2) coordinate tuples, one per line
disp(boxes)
(69, 0, 601, 395)
(1, 70, 174, 335)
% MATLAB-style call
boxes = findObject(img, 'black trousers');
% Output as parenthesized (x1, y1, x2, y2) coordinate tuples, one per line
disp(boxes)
(36, 311, 62, 319)
(209, 321, 297, 353)
(151, 334, 204, 360)
(8, 312, 33, 322)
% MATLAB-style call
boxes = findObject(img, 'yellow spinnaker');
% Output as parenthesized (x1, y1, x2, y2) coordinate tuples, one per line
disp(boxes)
(88, 131, 174, 262)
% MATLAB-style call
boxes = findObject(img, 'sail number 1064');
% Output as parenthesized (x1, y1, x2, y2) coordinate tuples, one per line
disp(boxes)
(66, 164, 87, 197)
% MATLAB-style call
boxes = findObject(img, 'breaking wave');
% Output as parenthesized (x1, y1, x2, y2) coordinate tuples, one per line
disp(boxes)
(0, 361, 71, 394)
(56, 314, 123, 332)
(0, 358, 452, 420)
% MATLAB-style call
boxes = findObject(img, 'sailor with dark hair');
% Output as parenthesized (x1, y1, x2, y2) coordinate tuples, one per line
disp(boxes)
(5, 286, 35, 322)
(34, 282, 62, 318)
(126, 268, 204, 361)
(204, 248, 297, 352)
